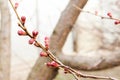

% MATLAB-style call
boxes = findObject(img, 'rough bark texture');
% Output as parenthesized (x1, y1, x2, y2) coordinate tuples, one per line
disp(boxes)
(27, 0, 88, 80)
(50, 0, 87, 51)
(64, 25, 120, 70)
(0, 0, 11, 80)
(58, 50, 120, 71)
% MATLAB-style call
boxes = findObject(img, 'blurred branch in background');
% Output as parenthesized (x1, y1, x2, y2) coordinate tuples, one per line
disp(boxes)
(0, 0, 11, 80)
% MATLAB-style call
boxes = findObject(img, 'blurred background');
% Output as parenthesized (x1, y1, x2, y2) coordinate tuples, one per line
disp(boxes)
(0, 0, 120, 80)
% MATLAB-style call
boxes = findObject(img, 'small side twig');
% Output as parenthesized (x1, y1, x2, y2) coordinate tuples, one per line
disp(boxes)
(73, 4, 120, 25)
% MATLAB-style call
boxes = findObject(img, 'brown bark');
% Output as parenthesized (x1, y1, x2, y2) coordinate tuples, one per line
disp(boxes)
(60, 27, 120, 70)
(50, 0, 87, 51)
(58, 49, 120, 71)
(27, 0, 88, 80)
(0, 0, 11, 80)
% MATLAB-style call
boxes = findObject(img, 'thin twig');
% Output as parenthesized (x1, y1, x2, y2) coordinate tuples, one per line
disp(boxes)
(73, 4, 120, 21)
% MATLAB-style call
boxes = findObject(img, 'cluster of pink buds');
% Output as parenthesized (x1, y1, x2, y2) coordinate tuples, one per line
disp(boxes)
(29, 30, 39, 45)
(40, 51, 48, 57)
(17, 15, 39, 46)
(28, 30, 39, 45)
(114, 20, 120, 25)
(107, 12, 120, 25)
(44, 36, 49, 50)
(46, 61, 59, 68)
(14, 2, 26, 25)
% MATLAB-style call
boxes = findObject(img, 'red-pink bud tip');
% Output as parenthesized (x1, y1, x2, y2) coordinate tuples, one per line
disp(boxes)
(107, 12, 112, 18)
(44, 36, 49, 50)
(45, 36, 49, 41)
(40, 52, 48, 57)
(114, 20, 120, 25)
(46, 62, 52, 67)
(46, 61, 59, 67)
(15, 2, 19, 9)
(17, 30, 26, 35)
(29, 38, 35, 44)
(45, 43, 49, 47)
(21, 16, 26, 23)
(32, 30, 39, 37)
(50, 61, 59, 67)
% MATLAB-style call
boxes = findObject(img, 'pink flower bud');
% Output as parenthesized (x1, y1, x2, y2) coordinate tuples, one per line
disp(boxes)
(32, 30, 39, 37)
(21, 16, 26, 24)
(114, 20, 120, 25)
(107, 12, 112, 18)
(17, 30, 26, 36)
(50, 61, 59, 67)
(46, 61, 59, 67)
(45, 36, 49, 41)
(29, 38, 35, 44)
(46, 62, 52, 67)
(15, 2, 19, 9)
(45, 43, 49, 47)
(44, 36, 50, 50)
(40, 52, 48, 57)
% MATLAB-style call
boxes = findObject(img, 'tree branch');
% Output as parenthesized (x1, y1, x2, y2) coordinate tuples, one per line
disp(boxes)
(50, 0, 88, 51)
(58, 49, 120, 70)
